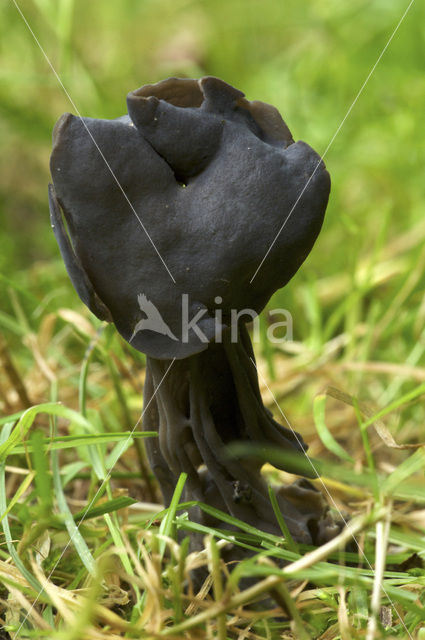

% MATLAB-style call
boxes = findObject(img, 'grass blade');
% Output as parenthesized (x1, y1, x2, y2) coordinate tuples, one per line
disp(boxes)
(313, 393, 353, 462)
(268, 485, 299, 554)
(159, 472, 187, 558)
(0, 423, 42, 592)
(51, 445, 96, 576)
(73, 496, 137, 522)
(0, 402, 98, 462)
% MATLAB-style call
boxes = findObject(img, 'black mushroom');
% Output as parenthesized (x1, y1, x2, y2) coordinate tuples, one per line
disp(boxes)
(49, 76, 337, 551)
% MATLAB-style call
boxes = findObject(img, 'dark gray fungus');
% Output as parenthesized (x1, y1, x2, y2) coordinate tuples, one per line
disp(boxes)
(49, 76, 338, 556)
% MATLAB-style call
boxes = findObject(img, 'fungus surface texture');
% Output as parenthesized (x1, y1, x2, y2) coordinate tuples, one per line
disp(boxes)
(49, 76, 337, 553)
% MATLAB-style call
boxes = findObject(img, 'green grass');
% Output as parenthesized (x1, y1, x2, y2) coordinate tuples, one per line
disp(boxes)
(1, 0, 425, 637)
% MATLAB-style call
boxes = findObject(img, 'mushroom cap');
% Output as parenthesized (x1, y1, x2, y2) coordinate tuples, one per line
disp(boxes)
(49, 76, 330, 359)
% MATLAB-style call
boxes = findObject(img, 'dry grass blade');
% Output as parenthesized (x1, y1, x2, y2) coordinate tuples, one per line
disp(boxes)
(5, 585, 51, 632)
(366, 503, 393, 640)
(324, 385, 425, 449)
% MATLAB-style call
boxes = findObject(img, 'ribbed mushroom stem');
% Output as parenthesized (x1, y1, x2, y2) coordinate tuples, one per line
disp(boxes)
(142, 326, 337, 549)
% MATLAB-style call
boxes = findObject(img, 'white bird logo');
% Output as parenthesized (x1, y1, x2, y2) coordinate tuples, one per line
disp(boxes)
(130, 294, 178, 342)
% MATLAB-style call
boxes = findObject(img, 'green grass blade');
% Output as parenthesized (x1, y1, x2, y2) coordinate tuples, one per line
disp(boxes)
(102, 512, 135, 579)
(313, 393, 353, 462)
(268, 485, 299, 554)
(31, 429, 53, 515)
(159, 472, 187, 557)
(73, 496, 137, 522)
(9, 430, 157, 455)
(196, 501, 285, 545)
(382, 448, 425, 496)
(0, 402, 98, 462)
(0, 423, 42, 592)
(362, 382, 425, 429)
(0, 470, 34, 525)
(177, 518, 264, 554)
(51, 446, 96, 576)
